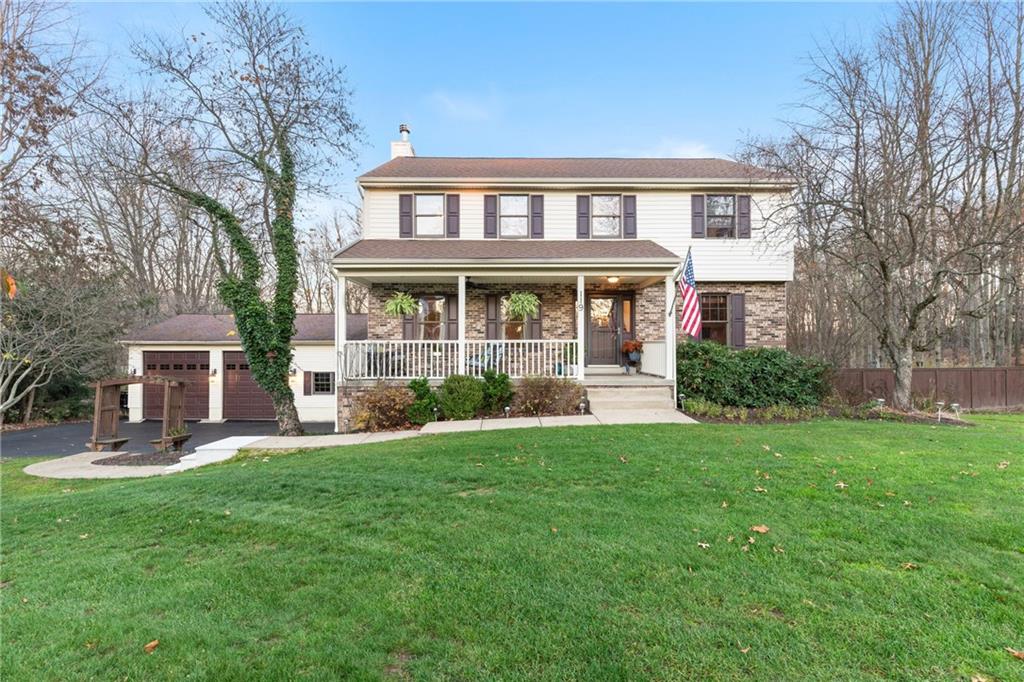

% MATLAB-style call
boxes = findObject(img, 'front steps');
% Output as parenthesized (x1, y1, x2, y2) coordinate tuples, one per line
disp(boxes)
(586, 385, 676, 412)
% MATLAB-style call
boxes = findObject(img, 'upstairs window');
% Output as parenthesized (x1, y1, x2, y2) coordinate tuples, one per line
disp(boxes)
(499, 194, 529, 238)
(591, 195, 621, 237)
(706, 195, 736, 238)
(700, 293, 729, 344)
(414, 194, 444, 237)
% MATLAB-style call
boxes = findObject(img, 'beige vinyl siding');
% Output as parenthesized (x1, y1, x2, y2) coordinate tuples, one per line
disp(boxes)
(360, 188, 794, 281)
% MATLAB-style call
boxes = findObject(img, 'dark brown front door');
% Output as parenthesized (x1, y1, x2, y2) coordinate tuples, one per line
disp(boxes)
(587, 295, 635, 366)
(142, 351, 210, 420)
(223, 351, 276, 420)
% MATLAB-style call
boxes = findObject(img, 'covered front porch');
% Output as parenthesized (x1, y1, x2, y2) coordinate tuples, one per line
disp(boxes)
(332, 240, 682, 384)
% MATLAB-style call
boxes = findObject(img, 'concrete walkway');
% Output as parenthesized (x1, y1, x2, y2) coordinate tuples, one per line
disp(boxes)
(23, 410, 696, 478)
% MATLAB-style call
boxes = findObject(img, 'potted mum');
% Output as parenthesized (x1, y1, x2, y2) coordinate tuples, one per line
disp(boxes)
(621, 339, 643, 373)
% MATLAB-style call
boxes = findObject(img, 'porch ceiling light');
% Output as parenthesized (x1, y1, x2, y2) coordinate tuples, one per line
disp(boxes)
(606, 276, 620, 284)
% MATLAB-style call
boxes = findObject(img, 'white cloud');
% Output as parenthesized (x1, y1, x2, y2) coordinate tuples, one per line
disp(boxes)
(620, 137, 721, 158)
(426, 88, 502, 122)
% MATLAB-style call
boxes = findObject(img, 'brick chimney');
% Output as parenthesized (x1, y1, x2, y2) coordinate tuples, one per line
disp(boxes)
(390, 123, 415, 159)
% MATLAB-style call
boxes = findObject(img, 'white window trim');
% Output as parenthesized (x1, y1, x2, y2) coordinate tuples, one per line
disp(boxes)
(413, 193, 445, 238)
(590, 193, 622, 239)
(498, 194, 530, 240)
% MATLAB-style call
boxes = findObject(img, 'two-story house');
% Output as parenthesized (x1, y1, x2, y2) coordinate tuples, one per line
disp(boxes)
(121, 126, 794, 428)
(332, 126, 795, 428)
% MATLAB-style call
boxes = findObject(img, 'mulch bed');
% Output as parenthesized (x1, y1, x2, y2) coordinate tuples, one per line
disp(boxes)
(93, 451, 185, 466)
(690, 407, 974, 427)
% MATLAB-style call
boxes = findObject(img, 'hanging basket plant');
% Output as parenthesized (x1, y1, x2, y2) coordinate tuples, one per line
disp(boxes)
(503, 291, 540, 320)
(383, 291, 417, 317)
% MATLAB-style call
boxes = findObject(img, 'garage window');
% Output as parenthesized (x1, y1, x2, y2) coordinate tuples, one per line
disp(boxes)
(312, 372, 334, 395)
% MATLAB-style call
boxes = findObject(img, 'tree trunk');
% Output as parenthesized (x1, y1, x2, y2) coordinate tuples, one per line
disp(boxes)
(892, 343, 915, 411)
(22, 387, 35, 424)
(272, 391, 303, 436)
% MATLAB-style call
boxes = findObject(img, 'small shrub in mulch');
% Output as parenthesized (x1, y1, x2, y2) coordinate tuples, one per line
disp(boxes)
(438, 375, 484, 421)
(353, 383, 415, 432)
(513, 377, 585, 416)
(93, 451, 185, 466)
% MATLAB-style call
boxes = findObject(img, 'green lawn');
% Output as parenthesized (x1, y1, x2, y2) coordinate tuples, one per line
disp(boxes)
(2, 417, 1022, 681)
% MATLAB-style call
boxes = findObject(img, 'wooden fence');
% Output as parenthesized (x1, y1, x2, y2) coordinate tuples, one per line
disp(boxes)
(834, 367, 1024, 409)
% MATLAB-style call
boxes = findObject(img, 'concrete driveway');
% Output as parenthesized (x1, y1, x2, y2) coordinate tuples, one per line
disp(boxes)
(1, 420, 335, 459)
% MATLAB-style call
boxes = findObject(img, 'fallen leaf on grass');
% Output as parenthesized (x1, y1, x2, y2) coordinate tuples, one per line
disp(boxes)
(971, 675, 990, 682)
(747, 536, 756, 544)
(750, 525, 770, 534)
(78, 534, 89, 540)
(223, 510, 231, 516)
(1006, 647, 1024, 661)
(697, 542, 710, 549)
(900, 562, 919, 570)
(762, 445, 771, 451)
(740, 545, 750, 552)
(739, 645, 751, 654)
(144, 640, 159, 654)
(904, 500, 912, 507)
(834, 481, 849, 489)
(619, 456, 628, 464)
(727, 535, 735, 543)
(997, 461, 1009, 470)
(773, 545, 785, 554)
(721, 501, 729, 509)
(753, 486, 767, 493)
(550, 527, 558, 534)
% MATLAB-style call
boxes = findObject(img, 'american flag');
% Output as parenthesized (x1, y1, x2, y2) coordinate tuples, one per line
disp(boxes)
(677, 249, 702, 338)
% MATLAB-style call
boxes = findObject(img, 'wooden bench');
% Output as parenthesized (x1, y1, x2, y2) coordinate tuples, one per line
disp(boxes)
(87, 437, 131, 452)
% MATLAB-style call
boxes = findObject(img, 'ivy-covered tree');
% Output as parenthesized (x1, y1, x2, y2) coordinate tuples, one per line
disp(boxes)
(94, 2, 360, 434)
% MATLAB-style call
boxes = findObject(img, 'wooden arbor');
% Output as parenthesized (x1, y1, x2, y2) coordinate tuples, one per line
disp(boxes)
(87, 376, 191, 452)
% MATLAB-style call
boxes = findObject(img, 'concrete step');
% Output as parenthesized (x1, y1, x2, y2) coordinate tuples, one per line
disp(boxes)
(586, 386, 675, 411)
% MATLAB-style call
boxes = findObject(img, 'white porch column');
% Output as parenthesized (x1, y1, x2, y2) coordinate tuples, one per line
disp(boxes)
(576, 274, 586, 381)
(335, 275, 347, 433)
(206, 349, 224, 422)
(126, 347, 144, 422)
(664, 274, 676, 387)
(457, 275, 466, 374)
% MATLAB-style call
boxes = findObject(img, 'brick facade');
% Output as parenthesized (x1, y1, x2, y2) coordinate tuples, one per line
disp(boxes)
(363, 280, 786, 347)
(691, 281, 787, 348)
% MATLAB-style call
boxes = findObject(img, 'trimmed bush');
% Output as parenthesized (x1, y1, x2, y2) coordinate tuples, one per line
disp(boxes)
(481, 370, 514, 415)
(352, 383, 414, 432)
(438, 374, 484, 420)
(513, 376, 585, 416)
(406, 377, 439, 425)
(677, 340, 831, 408)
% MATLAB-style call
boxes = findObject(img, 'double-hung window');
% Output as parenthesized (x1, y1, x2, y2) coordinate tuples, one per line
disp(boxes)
(499, 296, 541, 340)
(591, 195, 622, 238)
(311, 372, 334, 395)
(414, 194, 444, 237)
(706, 195, 736, 238)
(499, 195, 529, 238)
(700, 293, 729, 344)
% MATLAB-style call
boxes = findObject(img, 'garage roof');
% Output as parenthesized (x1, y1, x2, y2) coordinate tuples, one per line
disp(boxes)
(122, 313, 367, 344)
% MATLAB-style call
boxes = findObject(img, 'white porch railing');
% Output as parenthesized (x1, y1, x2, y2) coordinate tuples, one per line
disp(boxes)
(340, 339, 580, 381)
(464, 340, 579, 379)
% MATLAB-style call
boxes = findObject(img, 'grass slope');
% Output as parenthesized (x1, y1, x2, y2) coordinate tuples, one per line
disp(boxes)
(2, 417, 1022, 680)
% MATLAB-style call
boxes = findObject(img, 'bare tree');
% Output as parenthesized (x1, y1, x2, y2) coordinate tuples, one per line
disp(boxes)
(746, 1, 1024, 408)
(90, 2, 361, 434)
(296, 206, 361, 313)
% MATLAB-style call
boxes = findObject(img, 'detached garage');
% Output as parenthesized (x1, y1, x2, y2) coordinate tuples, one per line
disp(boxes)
(122, 313, 367, 424)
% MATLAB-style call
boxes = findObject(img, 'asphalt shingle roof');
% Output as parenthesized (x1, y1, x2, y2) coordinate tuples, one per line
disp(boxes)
(122, 313, 367, 343)
(334, 239, 680, 261)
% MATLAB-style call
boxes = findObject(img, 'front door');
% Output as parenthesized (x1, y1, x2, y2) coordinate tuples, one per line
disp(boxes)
(587, 295, 634, 365)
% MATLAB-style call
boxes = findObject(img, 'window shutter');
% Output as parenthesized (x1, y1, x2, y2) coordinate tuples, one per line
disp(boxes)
(445, 194, 460, 238)
(303, 371, 312, 396)
(445, 295, 458, 339)
(485, 295, 499, 339)
(691, 194, 705, 238)
(402, 313, 415, 340)
(623, 195, 637, 239)
(399, 194, 413, 238)
(527, 302, 543, 340)
(737, 195, 751, 239)
(729, 293, 746, 348)
(576, 195, 590, 239)
(484, 195, 498, 238)
(530, 195, 544, 239)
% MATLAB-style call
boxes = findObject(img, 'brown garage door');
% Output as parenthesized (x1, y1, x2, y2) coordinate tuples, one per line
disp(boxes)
(223, 351, 276, 420)
(143, 351, 210, 420)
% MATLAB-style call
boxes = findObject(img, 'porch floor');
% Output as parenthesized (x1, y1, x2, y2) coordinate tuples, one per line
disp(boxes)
(582, 366, 673, 387)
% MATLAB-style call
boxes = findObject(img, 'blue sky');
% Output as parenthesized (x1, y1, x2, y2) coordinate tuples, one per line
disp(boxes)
(73, 2, 891, 214)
